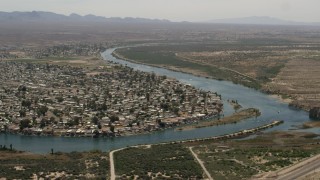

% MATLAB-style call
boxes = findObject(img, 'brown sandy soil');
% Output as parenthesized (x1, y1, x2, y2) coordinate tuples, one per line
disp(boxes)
(269, 94, 293, 104)
(0, 151, 35, 159)
(264, 59, 320, 111)
(6, 56, 107, 69)
(9, 51, 26, 57)
(303, 121, 320, 129)
(300, 170, 320, 180)
(51, 57, 104, 66)
(178, 50, 320, 111)
(177, 50, 288, 80)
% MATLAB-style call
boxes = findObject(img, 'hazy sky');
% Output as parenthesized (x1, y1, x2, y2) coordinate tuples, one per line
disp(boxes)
(1, 0, 319, 22)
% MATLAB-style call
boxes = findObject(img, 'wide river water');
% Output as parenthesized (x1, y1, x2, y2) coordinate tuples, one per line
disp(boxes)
(0, 47, 317, 153)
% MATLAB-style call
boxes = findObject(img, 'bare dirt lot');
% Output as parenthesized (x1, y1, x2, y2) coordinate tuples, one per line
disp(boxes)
(264, 58, 320, 110)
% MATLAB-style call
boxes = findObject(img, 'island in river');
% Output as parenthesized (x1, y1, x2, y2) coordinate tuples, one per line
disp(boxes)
(176, 108, 260, 131)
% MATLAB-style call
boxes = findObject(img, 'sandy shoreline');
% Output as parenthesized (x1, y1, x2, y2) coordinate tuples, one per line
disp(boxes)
(113, 50, 298, 109)
(269, 94, 293, 104)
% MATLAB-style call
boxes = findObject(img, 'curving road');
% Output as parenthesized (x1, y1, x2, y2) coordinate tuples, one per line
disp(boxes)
(109, 148, 124, 180)
(109, 145, 151, 180)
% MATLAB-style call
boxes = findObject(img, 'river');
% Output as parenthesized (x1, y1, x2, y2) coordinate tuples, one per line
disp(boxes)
(0, 47, 316, 153)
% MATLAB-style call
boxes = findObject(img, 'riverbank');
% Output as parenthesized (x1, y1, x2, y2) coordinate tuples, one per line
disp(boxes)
(0, 57, 222, 139)
(0, 47, 312, 154)
(263, 58, 320, 112)
(113, 46, 320, 113)
(109, 120, 284, 179)
(269, 94, 293, 104)
(302, 121, 320, 129)
(113, 49, 296, 107)
(176, 108, 260, 131)
(3, 121, 318, 180)
(112, 51, 223, 83)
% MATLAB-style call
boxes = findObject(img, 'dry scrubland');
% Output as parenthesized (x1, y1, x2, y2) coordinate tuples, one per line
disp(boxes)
(178, 47, 320, 111)
(191, 132, 320, 180)
(116, 40, 320, 111)
(4, 21, 320, 111)
(0, 150, 109, 179)
(264, 58, 320, 110)
(111, 131, 320, 180)
(1, 17, 320, 180)
(1, 131, 319, 179)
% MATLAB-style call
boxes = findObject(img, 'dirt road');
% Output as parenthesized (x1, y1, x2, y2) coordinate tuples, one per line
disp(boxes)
(109, 145, 151, 180)
(189, 147, 213, 180)
(109, 148, 124, 180)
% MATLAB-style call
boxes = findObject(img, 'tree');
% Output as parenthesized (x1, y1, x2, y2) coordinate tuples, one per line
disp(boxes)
(18, 85, 27, 92)
(110, 115, 119, 123)
(100, 103, 107, 111)
(173, 107, 180, 115)
(50, 116, 55, 122)
(110, 125, 115, 133)
(73, 116, 80, 126)
(21, 99, 32, 108)
(52, 109, 62, 117)
(91, 116, 99, 125)
(20, 119, 31, 130)
(19, 109, 26, 117)
(146, 93, 150, 102)
(40, 119, 46, 128)
(37, 106, 48, 116)
(56, 96, 64, 103)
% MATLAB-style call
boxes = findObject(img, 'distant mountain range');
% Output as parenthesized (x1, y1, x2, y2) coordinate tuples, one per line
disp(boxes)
(208, 16, 320, 26)
(0, 11, 171, 23)
(1, 12, 319, 26)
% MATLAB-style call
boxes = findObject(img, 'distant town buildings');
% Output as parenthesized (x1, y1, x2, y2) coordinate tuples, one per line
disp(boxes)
(0, 61, 222, 137)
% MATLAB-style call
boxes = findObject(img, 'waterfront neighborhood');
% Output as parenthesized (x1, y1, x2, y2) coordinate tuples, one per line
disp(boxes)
(1, 5, 320, 179)
(0, 61, 223, 137)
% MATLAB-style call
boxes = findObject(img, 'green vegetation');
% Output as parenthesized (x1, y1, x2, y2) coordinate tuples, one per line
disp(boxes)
(256, 64, 286, 82)
(177, 108, 260, 131)
(0, 150, 109, 179)
(115, 42, 320, 91)
(115, 45, 265, 89)
(116, 48, 195, 67)
(114, 144, 203, 179)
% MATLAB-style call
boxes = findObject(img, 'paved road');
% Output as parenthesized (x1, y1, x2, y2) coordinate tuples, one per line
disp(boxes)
(276, 155, 320, 180)
(254, 154, 320, 180)
(189, 147, 213, 180)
